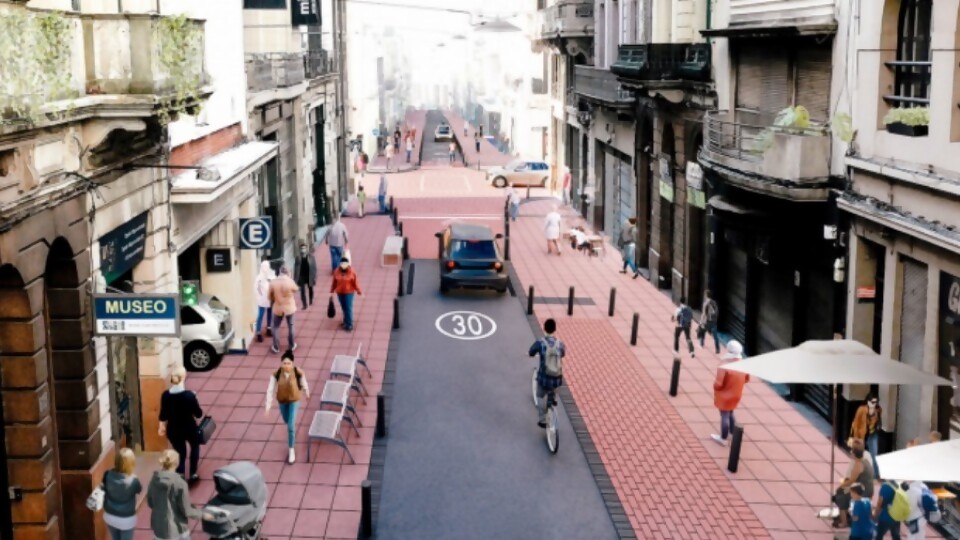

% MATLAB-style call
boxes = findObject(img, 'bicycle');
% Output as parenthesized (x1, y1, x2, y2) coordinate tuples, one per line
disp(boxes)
(531, 367, 559, 454)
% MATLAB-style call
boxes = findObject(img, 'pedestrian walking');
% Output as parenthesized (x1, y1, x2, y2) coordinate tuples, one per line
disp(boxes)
(905, 480, 931, 540)
(265, 349, 310, 464)
(562, 167, 572, 206)
(699, 290, 721, 354)
(506, 186, 520, 222)
(544, 205, 563, 255)
(253, 261, 275, 343)
(158, 367, 202, 482)
(268, 266, 299, 353)
(874, 480, 905, 539)
(710, 340, 747, 446)
(671, 297, 696, 359)
(528, 318, 566, 427)
(618, 218, 641, 279)
(849, 484, 876, 540)
(405, 137, 413, 163)
(850, 392, 882, 479)
(463, 121, 469, 137)
(474, 132, 481, 154)
(147, 450, 202, 540)
(102, 448, 141, 540)
(385, 143, 395, 170)
(479, 124, 484, 137)
(393, 128, 401, 151)
(358, 151, 368, 178)
(356, 185, 367, 218)
(326, 216, 349, 271)
(330, 256, 362, 331)
(293, 242, 317, 310)
(833, 439, 875, 528)
(448, 142, 456, 164)
(378, 174, 389, 213)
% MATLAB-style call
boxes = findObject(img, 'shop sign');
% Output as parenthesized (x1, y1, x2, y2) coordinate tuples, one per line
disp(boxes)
(687, 187, 706, 209)
(686, 161, 704, 190)
(291, 0, 320, 26)
(239, 217, 273, 250)
(659, 180, 674, 202)
(100, 212, 148, 284)
(205, 248, 232, 273)
(942, 272, 960, 326)
(93, 294, 180, 337)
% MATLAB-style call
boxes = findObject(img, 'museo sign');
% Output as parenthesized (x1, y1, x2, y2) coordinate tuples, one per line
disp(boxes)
(99, 212, 148, 284)
(93, 294, 180, 337)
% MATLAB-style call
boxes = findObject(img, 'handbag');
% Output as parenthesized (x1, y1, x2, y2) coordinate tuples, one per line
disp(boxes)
(197, 416, 216, 445)
(327, 296, 336, 319)
(696, 325, 706, 340)
(86, 479, 105, 512)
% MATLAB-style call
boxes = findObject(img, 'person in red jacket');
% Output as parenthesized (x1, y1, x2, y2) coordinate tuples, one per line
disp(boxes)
(711, 340, 748, 446)
(330, 256, 362, 331)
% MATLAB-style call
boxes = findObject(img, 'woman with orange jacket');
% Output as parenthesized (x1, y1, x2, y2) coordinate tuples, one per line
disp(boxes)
(849, 393, 881, 478)
(330, 256, 362, 331)
(711, 340, 749, 446)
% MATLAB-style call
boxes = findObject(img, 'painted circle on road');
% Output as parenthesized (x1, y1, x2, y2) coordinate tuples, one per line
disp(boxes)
(434, 311, 497, 341)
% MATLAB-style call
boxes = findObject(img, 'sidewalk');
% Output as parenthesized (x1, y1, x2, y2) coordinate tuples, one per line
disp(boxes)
(441, 110, 513, 168)
(136, 214, 397, 539)
(369, 109, 427, 172)
(508, 199, 839, 538)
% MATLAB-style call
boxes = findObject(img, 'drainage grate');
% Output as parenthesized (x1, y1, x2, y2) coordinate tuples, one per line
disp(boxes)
(534, 296, 596, 306)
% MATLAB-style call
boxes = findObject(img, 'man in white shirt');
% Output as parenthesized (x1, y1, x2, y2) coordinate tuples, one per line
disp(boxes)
(325, 216, 349, 271)
(905, 480, 928, 539)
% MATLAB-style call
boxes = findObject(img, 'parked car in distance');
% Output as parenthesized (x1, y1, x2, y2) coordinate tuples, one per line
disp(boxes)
(486, 159, 551, 188)
(181, 294, 234, 371)
(435, 123, 453, 142)
(435, 223, 508, 294)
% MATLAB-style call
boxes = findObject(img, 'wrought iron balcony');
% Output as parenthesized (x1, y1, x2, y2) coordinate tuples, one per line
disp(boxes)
(700, 110, 832, 200)
(305, 49, 336, 80)
(611, 44, 711, 87)
(535, 0, 594, 42)
(245, 53, 307, 93)
(574, 66, 634, 109)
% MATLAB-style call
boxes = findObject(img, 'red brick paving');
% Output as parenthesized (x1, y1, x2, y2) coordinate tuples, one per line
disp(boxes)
(134, 214, 396, 538)
(441, 109, 514, 168)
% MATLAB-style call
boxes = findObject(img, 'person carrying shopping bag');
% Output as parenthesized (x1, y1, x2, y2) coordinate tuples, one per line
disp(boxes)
(265, 349, 310, 464)
(158, 367, 202, 483)
(102, 448, 142, 540)
(330, 255, 362, 331)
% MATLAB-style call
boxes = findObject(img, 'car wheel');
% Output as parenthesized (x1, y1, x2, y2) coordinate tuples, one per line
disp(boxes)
(184, 342, 218, 372)
(493, 176, 507, 188)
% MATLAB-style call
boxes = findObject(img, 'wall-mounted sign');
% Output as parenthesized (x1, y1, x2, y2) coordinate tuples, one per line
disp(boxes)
(687, 187, 706, 209)
(659, 180, 674, 202)
(205, 248, 232, 273)
(93, 294, 180, 337)
(686, 161, 704, 190)
(659, 157, 673, 183)
(239, 217, 273, 250)
(291, 0, 320, 26)
(100, 212, 149, 285)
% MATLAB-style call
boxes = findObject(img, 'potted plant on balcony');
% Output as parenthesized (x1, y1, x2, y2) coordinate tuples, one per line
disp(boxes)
(752, 106, 826, 153)
(883, 107, 929, 137)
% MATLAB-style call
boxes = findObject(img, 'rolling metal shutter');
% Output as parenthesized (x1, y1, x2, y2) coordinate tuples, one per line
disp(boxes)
(802, 266, 837, 419)
(756, 264, 794, 354)
(897, 258, 928, 449)
(736, 47, 791, 113)
(722, 244, 748, 345)
(795, 44, 833, 121)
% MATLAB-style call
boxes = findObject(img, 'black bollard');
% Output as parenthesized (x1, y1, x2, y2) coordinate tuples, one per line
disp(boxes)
(392, 207, 398, 226)
(376, 392, 386, 438)
(389, 195, 395, 212)
(608, 287, 616, 317)
(398, 270, 404, 297)
(527, 285, 534, 315)
(567, 286, 575, 316)
(505, 236, 510, 261)
(727, 426, 745, 473)
(402, 237, 409, 260)
(669, 358, 681, 397)
(361, 480, 373, 537)
(526, 184, 531, 199)
(398, 221, 404, 236)
(392, 298, 399, 330)
(630, 313, 639, 345)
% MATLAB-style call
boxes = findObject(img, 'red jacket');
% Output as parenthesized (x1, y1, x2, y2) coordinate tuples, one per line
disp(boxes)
(331, 267, 362, 295)
(714, 360, 749, 411)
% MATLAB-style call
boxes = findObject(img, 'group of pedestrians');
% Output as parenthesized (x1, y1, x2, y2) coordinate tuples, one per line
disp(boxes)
(354, 175, 390, 218)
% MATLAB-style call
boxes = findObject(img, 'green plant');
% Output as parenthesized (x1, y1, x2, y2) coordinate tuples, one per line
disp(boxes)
(831, 112, 855, 143)
(156, 14, 204, 124)
(752, 106, 827, 153)
(883, 107, 929, 127)
(0, 10, 76, 125)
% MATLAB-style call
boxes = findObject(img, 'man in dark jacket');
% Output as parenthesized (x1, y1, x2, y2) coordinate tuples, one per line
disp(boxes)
(294, 242, 318, 309)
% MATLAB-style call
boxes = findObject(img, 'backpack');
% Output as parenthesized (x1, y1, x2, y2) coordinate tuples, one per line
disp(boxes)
(921, 487, 941, 523)
(543, 339, 563, 378)
(678, 305, 693, 328)
(887, 482, 911, 522)
(704, 299, 719, 323)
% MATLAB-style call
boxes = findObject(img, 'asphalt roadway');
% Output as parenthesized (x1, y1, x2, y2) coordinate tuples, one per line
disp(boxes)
(374, 260, 618, 540)
(422, 110, 459, 163)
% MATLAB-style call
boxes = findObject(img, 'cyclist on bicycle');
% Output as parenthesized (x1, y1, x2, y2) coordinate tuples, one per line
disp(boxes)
(529, 318, 566, 427)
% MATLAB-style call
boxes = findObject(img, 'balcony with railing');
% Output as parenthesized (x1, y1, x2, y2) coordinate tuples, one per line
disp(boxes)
(611, 43, 711, 88)
(534, 0, 594, 43)
(700, 110, 833, 200)
(305, 49, 337, 80)
(574, 65, 634, 109)
(245, 53, 307, 93)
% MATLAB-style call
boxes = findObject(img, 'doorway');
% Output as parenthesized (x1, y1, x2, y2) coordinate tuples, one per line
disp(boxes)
(313, 106, 329, 227)
(686, 135, 706, 307)
(658, 123, 676, 289)
(105, 269, 144, 451)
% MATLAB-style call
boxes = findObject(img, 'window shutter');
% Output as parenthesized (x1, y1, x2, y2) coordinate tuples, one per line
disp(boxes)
(795, 45, 833, 120)
(736, 47, 791, 113)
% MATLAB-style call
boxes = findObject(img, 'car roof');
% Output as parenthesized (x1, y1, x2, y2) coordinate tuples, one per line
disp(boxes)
(448, 223, 494, 241)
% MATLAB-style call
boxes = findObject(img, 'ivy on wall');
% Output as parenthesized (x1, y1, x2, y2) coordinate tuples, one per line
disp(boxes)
(156, 14, 205, 124)
(0, 10, 75, 125)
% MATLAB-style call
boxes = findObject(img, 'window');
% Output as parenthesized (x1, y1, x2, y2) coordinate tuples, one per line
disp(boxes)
(885, 0, 933, 107)
(244, 0, 286, 8)
(451, 240, 497, 259)
(181, 306, 205, 325)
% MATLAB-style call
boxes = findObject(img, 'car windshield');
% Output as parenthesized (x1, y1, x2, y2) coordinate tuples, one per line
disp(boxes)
(451, 239, 497, 259)
(438, 125, 450, 133)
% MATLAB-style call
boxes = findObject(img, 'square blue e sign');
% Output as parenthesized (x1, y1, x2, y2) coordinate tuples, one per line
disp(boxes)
(239, 217, 273, 250)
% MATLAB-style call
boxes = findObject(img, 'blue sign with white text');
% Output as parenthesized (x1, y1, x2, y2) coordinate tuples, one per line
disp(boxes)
(239, 217, 273, 250)
(93, 294, 180, 337)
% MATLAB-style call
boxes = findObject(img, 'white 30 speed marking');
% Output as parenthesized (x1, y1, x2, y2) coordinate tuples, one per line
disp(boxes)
(434, 311, 497, 340)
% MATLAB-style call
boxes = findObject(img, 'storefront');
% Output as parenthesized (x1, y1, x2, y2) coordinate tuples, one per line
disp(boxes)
(938, 271, 960, 440)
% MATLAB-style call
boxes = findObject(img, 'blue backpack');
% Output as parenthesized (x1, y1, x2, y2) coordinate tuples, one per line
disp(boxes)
(678, 305, 693, 328)
(921, 488, 941, 523)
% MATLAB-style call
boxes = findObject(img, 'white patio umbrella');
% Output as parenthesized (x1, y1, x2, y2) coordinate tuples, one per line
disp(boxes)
(720, 339, 954, 509)
(875, 439, 960, 484)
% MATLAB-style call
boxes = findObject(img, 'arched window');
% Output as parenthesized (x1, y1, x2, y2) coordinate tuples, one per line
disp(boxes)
(887, 0, 933, 107)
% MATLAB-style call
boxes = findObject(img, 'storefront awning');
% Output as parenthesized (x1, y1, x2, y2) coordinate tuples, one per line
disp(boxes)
(171, 141, 279, 204)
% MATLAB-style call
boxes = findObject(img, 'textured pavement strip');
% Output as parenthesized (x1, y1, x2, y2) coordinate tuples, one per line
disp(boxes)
(440, 109, 515, 167)
(138, 213, 397, 539)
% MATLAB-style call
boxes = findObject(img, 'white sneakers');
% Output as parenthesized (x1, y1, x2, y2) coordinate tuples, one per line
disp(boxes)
(710, 434, 727, 446)
(288, 448, 296, 464)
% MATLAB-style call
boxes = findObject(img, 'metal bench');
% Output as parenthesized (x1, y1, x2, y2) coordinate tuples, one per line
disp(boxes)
(306, 401, 359, 464)
(330, 344, 371, 399)
(319, 379, 363, 427)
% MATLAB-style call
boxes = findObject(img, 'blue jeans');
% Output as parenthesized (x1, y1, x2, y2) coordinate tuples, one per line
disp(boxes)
(329, 246, 344, 270)
(720, 410, 736, 440)
(255, 306, 271, 333)
(406, 149, 411, 162)
(700, 320, 720, 354)
(337, 293, 355, 329)
(621, 242, 639, 275)
(378, 194, 386, 213)
(278, 401, 300, 448)
(867, 431, 880, 478)
(272, 314, 295, 351)
(509, 202, 519, 221)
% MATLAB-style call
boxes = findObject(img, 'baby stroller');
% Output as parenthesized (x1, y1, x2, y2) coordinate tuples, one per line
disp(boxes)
(202, 462, 268, 539)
